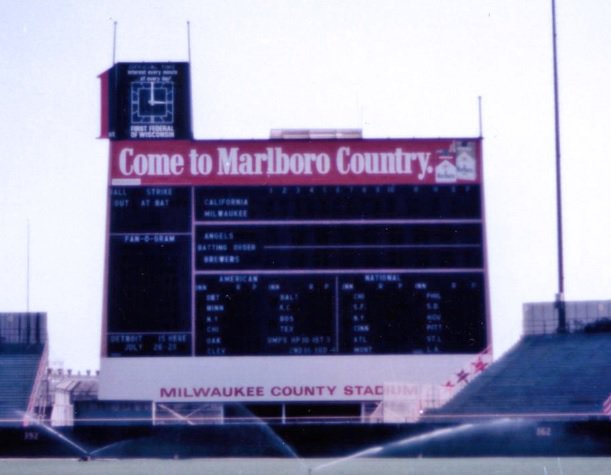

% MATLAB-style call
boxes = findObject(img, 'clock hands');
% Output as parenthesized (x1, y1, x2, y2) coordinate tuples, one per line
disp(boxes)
(132, 79, 174, 124)
(148, 81, 169, 106)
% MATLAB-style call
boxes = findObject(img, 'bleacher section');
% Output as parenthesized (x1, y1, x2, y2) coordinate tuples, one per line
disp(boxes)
(427, 333, 611, 421)
(0, 351, 44, 424)
(0, 313, 47, 426)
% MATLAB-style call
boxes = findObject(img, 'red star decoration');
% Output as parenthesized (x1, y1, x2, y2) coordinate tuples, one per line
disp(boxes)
(456, 370, 470, 384)
(443, 380, 455, 388)
(471, 358, 488, 373)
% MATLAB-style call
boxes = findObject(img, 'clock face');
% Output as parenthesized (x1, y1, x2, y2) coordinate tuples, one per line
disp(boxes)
(130, 81, 175, 124)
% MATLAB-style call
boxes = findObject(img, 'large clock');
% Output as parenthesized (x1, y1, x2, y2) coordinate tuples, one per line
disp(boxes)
(131, 81, 175, 124)
(107, 62, 192, 140)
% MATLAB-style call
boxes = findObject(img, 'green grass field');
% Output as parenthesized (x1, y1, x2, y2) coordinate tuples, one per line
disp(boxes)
(1, 458, 610, 475)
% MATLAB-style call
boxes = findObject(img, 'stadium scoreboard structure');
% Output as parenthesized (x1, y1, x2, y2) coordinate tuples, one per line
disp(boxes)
(99, 63, 490, 403)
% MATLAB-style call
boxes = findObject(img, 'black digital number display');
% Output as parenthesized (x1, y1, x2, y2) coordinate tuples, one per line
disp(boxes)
(106, 185, 487, 357)
(107, 235, 191, 332)
(194, 185, 481, 220)
(195, 223, 483, 270)
(195, 275, 335, 356)
(110, 187, 191, 233)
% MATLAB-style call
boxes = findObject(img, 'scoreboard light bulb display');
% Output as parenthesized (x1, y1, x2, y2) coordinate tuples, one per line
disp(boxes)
(100, 85, 489, 403)
(100, 138, 490, 403)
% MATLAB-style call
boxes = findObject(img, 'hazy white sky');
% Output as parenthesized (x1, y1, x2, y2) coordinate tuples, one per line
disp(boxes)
(1, 0, 610, 371)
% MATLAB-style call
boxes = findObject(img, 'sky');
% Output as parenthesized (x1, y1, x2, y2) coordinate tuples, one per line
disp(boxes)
(0, 0, 610, 371)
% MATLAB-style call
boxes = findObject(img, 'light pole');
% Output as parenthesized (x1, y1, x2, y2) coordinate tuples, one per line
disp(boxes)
(551, 0, 566, 333)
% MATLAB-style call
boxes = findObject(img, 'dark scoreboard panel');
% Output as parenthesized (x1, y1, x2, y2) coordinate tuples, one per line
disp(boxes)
(194, 185, 481, 220)
(195, 223, 482, 270)
(106, 185, 486, 357)
(195, 273, 485, 356)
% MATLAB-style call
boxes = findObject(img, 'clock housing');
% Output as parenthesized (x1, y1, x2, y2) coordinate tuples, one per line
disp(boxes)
(107, 62, 192, 140)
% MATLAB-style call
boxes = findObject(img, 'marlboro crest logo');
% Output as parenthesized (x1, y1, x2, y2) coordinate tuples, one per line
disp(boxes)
(435, 141, 477, 184)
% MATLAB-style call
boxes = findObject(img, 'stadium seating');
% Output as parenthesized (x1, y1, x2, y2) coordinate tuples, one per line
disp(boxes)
(428, 333, 611, 420)
(0, 349, 43, 425)
(0, 313, 47, 426)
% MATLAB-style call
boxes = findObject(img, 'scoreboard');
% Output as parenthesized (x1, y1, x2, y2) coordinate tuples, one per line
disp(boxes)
(100, 138, 489, 402)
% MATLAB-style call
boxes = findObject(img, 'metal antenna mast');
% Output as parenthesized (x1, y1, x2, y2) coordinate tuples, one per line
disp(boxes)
(187, 21, 192, 63)
(478, 96, 483, 138)
(26, 220, 30, 312)
(112, 21, 118, 64)
(551, 0, 566, 333)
